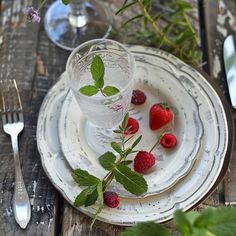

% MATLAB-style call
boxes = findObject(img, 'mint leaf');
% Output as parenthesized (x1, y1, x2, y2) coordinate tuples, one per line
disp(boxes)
(121, 222, 171, 236)
(79, 85, 99, 96)
(192, 228, 209, 236)
(103, 86, 120, 96)
(121, 112, 129, 130)
(111, 141, 123, 154)
(120, 160, 133, 166)
(174, 210, 193, 236)
(113, 164, 147, 196)
(62, 0, 71, 4)
(84, 187, 98, 207)
(72, 169, 100, 186)
(74, 188, 90, 207)
(91, 55, 105, 88)
(97, 181, 104, 206)
(90, 182, 104, 229)
(185, 211, 201, 225)
(193, 208, 236, 236)
(99, 151, 116, 170)
(131, 135, 142, 149)
(113, 129, 122, 134)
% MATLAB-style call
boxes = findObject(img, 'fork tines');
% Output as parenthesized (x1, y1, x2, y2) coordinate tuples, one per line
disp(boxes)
(0, 79, 23, 123)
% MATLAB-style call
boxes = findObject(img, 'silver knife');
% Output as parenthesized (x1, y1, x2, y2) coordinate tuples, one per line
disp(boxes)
(223, 35, 236, 109)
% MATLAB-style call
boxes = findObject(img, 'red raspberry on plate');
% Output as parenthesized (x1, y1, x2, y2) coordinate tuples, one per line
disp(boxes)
(124, 117, 139, 135)
(134, 151, 156, 173)
(160, 133, 177, 149)
(131, 89, 146, 105)
(149, 103, 174, 130)
(104, 191, 120, 208)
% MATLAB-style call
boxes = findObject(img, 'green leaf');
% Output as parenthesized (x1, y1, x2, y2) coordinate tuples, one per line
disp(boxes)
(131, 135, 142, 149)
(99, 152, 116, 170)
(103, 86, 120, 96)
(97, 181, 104, 206)
(113, 164, 147, 196)
(125, 147, 132, 156)
(121, 112, 129, 130)
(120, 160, 133, 166)
(90, 182, 104, 229)
(174, 210, 193, 236)
(194, 208, 236, 236)
(121, 222, 171, 236)
(185, 211, 201, 225)
(111, 141, 123, 154)
(122, 14, 144, 28)
(192, 228, 211, 236)
(74, 188, 90, 207)
(116, 1, 138, 15)
(79, 85, 99, 96)
(113, 129, 122, 134)
(91, 55, 105, 88)
(84, 187, 98, 207)
(72, 169, 100, 186)
(62, 0, 71, 5)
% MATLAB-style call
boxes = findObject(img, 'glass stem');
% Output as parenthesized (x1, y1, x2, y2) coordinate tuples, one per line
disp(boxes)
(69, 0, 88, 28)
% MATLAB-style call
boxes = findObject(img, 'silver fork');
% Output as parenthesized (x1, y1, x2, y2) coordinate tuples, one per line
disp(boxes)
(0, 79, 31, 229)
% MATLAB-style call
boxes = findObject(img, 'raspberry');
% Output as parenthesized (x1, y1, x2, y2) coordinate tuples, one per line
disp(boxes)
(103, 191, 120, 208)
(160, 133, 177, 148)
(134, 151, 156, 173)
(131, 89, 146, 105)
(124, 117, 139, 135)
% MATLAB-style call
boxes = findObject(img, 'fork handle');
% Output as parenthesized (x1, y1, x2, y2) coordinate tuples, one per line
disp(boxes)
(11, 135, 31, 229)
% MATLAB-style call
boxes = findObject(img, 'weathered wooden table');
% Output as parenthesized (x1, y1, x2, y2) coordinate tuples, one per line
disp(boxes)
(0, 0, 235, 235)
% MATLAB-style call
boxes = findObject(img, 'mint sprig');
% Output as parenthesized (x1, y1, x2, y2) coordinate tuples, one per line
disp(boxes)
(72, 112, 147, 228)
(79, 55, 120, 97)
(122, 207, 236, 236)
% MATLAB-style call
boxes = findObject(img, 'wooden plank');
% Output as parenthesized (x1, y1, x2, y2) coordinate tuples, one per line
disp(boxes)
(203, 0, 236, 205)
(0, 0, 61, 235)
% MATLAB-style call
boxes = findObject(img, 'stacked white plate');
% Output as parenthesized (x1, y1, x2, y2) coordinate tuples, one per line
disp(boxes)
(37, 46, 230, 225)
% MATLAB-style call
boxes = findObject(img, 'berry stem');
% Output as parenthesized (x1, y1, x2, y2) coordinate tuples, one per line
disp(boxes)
(149, 134, 163, 153)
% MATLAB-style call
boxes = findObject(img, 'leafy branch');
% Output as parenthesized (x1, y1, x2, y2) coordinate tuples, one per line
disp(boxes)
(72, 113, 147, 228)
(116, 0, 202, 65)
(122, 207, 236, 236)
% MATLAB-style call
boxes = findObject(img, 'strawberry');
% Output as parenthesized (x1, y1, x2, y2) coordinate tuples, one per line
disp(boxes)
(134, 151, 156, 173)
(124, 117, 139, 135)
(131, 89, 146, 105)
(104, 191, 120, 208)
(160, 133, 177, 149)
(149, 103, 173, 130)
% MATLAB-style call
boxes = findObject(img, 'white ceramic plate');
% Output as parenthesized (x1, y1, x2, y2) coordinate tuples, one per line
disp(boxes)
(58, 56, 204, 197)
(37, 46, 229, 225)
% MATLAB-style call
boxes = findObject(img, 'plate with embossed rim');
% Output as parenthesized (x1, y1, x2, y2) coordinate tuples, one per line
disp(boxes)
(58, 56, 204, 198)
(37, 46, 233, 225)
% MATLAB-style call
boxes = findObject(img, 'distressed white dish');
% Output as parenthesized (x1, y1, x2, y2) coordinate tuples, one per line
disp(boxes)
(58, 60, 204, 197)
(37, 46, 228, 225)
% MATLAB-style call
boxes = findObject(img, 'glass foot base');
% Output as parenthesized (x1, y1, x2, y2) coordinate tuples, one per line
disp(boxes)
(44, 1, 112, 51)
(84, 121, 119, 155)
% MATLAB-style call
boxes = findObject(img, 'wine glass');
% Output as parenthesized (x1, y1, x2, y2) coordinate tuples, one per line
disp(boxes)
(66, 39, 135, 154)
(44, 0, 112, 51)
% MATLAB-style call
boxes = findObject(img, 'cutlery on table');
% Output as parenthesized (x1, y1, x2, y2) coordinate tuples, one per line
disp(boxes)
(223, 34, 236, 109)
(0, 80, 31, 228)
